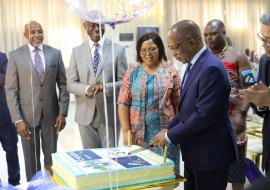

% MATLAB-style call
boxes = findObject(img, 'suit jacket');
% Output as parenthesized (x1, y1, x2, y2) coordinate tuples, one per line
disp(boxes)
(67, 38, 127, 126)
(0, 52, 12, 126)
(167, 49, 237, 171)
(5, 44, 69, 127)
(252, 54, 270, 171)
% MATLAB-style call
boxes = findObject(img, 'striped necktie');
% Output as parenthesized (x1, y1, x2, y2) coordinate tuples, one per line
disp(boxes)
(93, 43, 100, 73)
(33, 48, 45, 82)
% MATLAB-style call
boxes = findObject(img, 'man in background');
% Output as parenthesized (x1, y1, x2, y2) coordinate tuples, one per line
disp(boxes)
(67, 21, 127, 149)
(249, 11, 270, 177)
(0, 51, 20, 185)
(5, 21, 69, 181)
(204, 19, 254, 190)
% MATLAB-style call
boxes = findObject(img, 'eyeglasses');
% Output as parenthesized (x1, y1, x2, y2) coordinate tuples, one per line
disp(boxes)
(168, 40, 186, 51)
(257, 32, 270, 46)
(139, 47, 158, 55)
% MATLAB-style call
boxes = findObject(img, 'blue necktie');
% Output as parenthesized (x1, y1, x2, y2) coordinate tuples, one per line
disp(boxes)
(182, 63, 192, 89)
(33, 48, 45, 82)
(93, 43, 100, 73)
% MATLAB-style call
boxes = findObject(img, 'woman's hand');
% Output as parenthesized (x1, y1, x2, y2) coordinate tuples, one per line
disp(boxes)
(122, 129, 130, 145)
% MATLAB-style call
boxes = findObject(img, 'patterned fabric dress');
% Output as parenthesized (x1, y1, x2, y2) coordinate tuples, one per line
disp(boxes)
(223, 61, 241, 116)
(223, 61, 247, 183)
(118, 62, 180, 174)
(223, 61, 245, 144)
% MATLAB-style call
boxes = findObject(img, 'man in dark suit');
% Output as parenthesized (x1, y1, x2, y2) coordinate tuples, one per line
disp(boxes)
(0, 51, 20, 185)
(5, 21, 70, 181)
(249, 11, 270, 177)
(238, 11, 270, 190)
(151, 20, 236, 190)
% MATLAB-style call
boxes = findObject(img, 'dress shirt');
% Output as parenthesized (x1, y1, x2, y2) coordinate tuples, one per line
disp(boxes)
(28, 44, 46, 71)
(88, 36, 105, 63)
(85, 36, 105, 94)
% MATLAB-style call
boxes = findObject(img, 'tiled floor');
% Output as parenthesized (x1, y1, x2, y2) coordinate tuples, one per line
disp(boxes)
(0, 102, 262, 189)
(0, 102, 82, 186)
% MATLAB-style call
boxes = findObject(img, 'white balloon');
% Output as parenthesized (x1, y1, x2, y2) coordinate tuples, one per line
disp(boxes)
(64, 0, 158, 25)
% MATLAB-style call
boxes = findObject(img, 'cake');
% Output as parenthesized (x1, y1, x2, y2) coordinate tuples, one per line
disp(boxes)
(52, 145, 175, 190)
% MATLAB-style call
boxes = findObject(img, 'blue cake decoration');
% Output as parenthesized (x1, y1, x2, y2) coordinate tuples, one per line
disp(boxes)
(67, 150, 101, 162)
(112, 155, 151, 168)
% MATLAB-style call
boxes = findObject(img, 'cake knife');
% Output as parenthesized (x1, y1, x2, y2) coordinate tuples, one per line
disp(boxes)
(127, 144, 155, 155)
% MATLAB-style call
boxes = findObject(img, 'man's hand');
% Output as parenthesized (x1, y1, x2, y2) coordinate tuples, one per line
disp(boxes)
(16, 121, 31, 139)
(55, 114, 66, 133)
(150, 129, 168, 148)
(91, 82, 103, 95)
(87, 83, 103, 96)
(240, 81, 270, 107)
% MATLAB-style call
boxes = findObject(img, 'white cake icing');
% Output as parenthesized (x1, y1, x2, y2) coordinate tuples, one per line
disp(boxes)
(52, 145, 175, 190)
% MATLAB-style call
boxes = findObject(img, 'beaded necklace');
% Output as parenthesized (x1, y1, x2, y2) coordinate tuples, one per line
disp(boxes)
(215, 45, 227, 60)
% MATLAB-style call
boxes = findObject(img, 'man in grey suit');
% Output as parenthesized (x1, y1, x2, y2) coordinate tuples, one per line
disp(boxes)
(5, 21, 69, 181)
(67, 21, 127, 149)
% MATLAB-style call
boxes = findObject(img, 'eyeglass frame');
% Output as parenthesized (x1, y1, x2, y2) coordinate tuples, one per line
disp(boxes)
(139, 47, 159, 55)
(168, 38, 188, 51)
(257, 32, 270, 46)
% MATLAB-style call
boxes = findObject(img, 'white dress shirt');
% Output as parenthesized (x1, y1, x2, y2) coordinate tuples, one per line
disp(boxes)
(85, 36, 105, 94)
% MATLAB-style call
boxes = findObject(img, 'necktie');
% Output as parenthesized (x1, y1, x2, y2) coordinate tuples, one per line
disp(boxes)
(182, 63, 192, 89)
(33, 48, 45, 82)
(93, 43, 100, 73)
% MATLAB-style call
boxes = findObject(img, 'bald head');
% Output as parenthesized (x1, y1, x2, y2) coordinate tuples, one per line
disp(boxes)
(170, 20, 202, 41)
(167, 20, 203, 63)
(24, 20, 44, 48)
(83, 20, 105, 43)
(205, 19, 226, 34)
(24, 21, 42, 32)
(204, 19, 227, 52)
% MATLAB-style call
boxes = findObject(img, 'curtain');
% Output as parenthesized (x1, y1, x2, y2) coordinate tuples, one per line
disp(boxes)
(1, 0, 270, 66)
(163, 0, 224, 71)
(163, 0, 270, 56)
(0, 0, 164, 66)
(225, 0, 269, 56)
(0, 0, 83, 66)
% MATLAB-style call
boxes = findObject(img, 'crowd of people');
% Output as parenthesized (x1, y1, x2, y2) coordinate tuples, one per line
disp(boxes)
(1, 9, 270, 190)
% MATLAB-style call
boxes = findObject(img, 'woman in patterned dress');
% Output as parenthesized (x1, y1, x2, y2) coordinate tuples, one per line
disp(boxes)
(118, 32, 181, 174)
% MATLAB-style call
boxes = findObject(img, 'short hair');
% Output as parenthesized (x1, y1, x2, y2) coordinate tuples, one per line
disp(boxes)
(136, 32, 167, 63)
(206, 19, 226, 34)
(260, 11, 270, 25)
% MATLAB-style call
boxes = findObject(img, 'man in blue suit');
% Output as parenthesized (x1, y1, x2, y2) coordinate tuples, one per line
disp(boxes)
(0, 51, 20, 185)
(151, 20, 237, 190)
